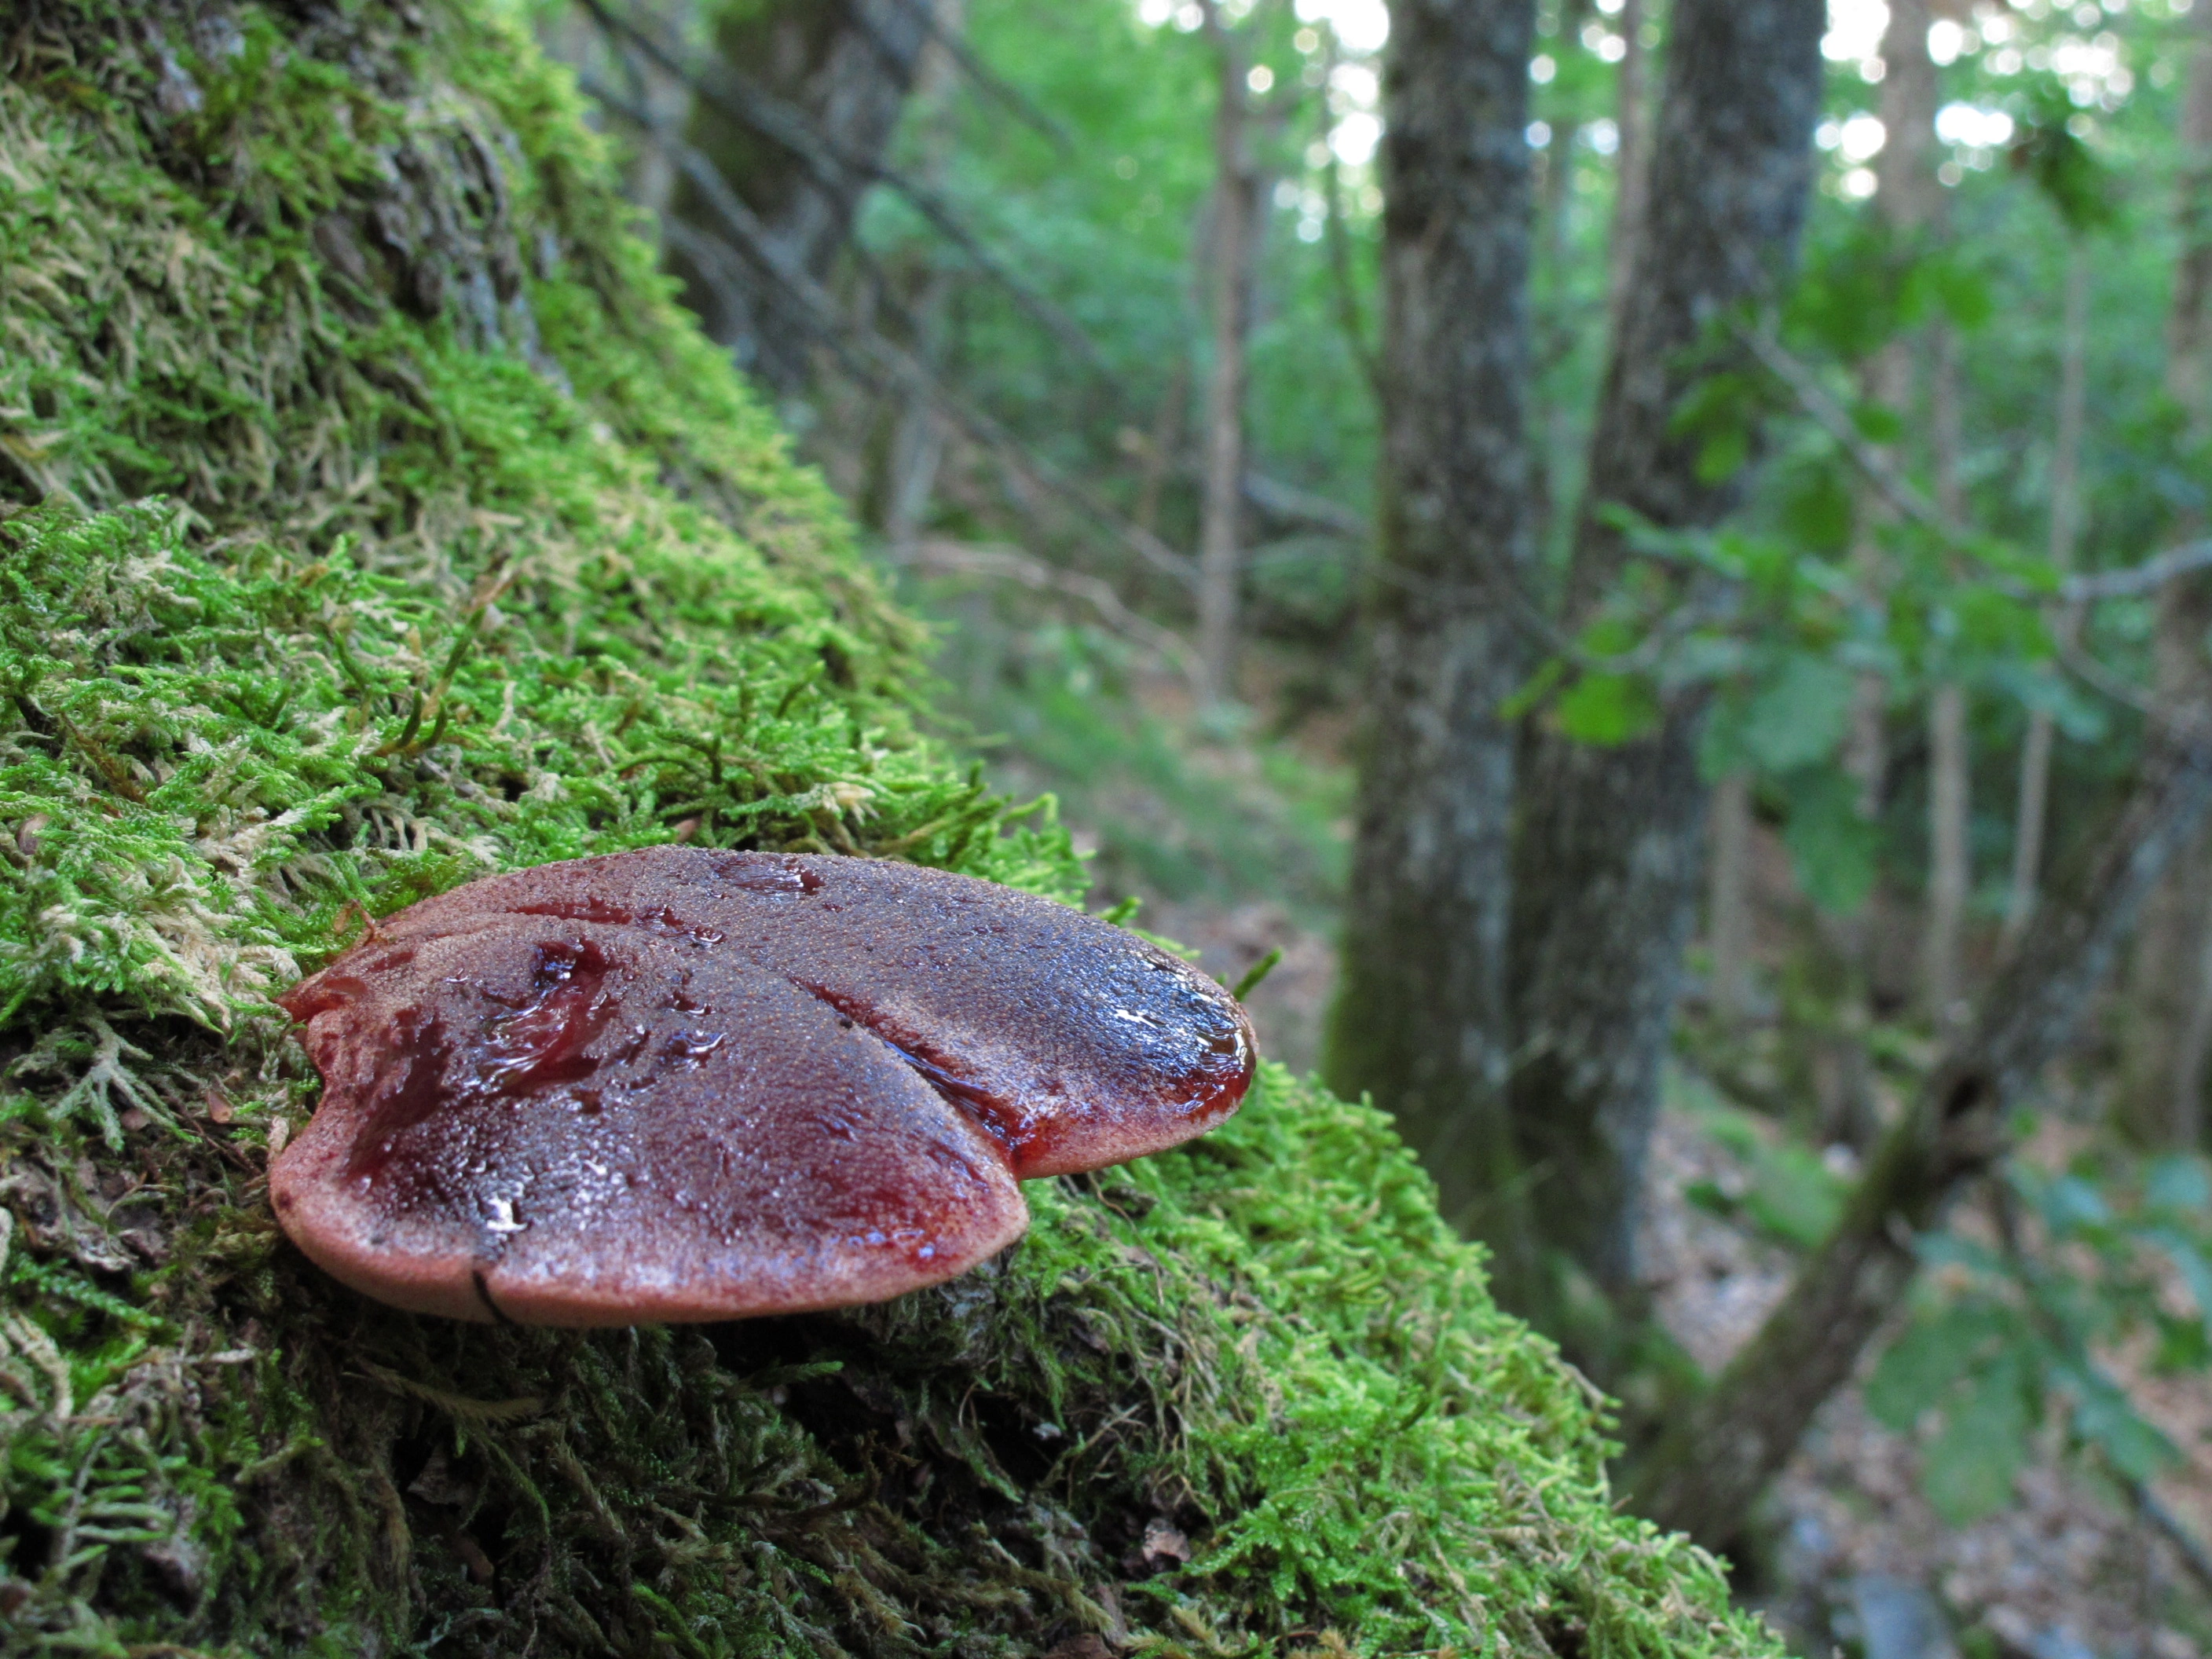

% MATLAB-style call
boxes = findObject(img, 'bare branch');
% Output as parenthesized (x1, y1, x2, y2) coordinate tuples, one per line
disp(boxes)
(873, 0, 1076, 153)
(589, 80, 1202, 596)
(2059, 538, 2212, 600)
(578, 0, 1110, 375)
(895, 538, 1206, 693)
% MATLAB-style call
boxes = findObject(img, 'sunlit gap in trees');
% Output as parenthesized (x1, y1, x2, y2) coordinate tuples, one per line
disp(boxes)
(1817, 0, 2173, 196)
(1132, 0, 1386, 242)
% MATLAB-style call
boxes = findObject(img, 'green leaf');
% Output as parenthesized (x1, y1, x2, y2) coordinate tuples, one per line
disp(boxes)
(1851, 401, 1906, 445)
(1742, 1143, 1847, 1248)
(1741, 656, 1855, 772)
(1555, 673, 1661, 747)
(1866, 1307, 1994, 1432)
(1779, 465, 1855, 553)
(2060, 1363, 2176, 1482)
(1921, 1356, 2031, 1525)
(1779, 766, 1880, 915)
(1694, 427, 1750, 486)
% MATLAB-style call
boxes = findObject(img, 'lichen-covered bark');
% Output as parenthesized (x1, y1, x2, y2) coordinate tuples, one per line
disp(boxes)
(1506, 0, 1825, 1306)
(0, 6, 1781, 1655)
(1325, 0, 1538, 1271)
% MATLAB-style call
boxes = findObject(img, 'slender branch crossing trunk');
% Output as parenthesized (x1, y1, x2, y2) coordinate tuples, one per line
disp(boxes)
(1326, 0, 1540, 1261)
(1502, 0, 1823, 1306)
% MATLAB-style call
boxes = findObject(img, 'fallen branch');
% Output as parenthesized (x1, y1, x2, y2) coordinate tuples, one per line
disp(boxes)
(1626, 727, 2212, 1545)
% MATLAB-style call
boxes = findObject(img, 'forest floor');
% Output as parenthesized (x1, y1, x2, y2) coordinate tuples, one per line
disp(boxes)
(1643, 1095, 2212, 1659)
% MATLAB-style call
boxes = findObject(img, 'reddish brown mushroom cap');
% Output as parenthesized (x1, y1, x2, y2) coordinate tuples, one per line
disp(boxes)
(269, 850, 1255, 1325)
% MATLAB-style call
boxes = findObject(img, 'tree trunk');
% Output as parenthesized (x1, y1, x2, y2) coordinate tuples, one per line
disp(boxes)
(1834, 0, 1940, 1122)
(2116, 13, 2212, 1148)
(665, 0, 934, 390)
(1602, 0, 1653, 329)
(1708, 771, 1756, 1023)
(1630, 731, 2212, 1544)
(1925, 322, 1971, 1028)
(1197, 5, 1262, 704)
(2008, 245, 2092, 936)
(1325, 0, 1540, 1261)
(1503, 0, 1823, 1307)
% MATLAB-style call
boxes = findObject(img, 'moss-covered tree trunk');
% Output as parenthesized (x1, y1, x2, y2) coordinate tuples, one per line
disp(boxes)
(0, 7, 1776, 1655)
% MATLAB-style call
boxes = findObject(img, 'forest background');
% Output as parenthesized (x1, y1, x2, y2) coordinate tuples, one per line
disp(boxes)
(533, 0, 2212, 1653)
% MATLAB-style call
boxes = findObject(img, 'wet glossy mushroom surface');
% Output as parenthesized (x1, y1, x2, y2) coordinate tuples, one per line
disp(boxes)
(270, 848, 1255, 1325)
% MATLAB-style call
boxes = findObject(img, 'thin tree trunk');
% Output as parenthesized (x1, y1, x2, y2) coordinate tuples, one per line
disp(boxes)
(1833, 0, 1939, 1122)
(1326, 0, 1539, 1268)
(2008, 246, 2092, 935)
(1925, 323, 1970, 1027)
(1503, 0, 1823, 1309)
(2117, 12, 2212, 1148)
(1630, 729, 2212, 1545)
(1708, 771, 1755, 1023)
(1602, 0, 1652, 328)
(1925, 683, 1970, 1024)
(1135, 357, 1188, 539)
(1197, 3, 1259, 704)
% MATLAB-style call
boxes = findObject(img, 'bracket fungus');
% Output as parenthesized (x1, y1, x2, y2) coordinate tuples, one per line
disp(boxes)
(269, 848, 1255, 1325)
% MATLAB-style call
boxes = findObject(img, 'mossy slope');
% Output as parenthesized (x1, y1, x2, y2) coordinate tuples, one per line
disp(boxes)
(0, 5, 1777, 1655)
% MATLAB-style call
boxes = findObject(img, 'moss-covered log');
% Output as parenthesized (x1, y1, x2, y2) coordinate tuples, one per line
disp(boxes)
(0, 5, 1777, 1654)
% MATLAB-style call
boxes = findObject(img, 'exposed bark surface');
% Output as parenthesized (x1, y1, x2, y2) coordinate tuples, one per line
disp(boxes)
(1631, 732, 2212, 1545)
(665, 0, 932, 390)
(1326, 0, 1538, 1252)
(2116, 12, 2212, 1148)
(1503, 0, 1823, 1302)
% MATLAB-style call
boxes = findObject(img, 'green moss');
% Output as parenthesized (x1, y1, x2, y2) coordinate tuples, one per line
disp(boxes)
(0, 4, 1780, 1655)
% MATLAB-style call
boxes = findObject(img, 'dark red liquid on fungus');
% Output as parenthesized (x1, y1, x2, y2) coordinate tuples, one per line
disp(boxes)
(271, 849, 1256, 1325)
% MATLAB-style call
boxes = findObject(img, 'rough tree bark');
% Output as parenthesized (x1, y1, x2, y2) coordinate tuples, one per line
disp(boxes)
(1631, 728, 2212, 1544)
(1325, 0, 1539, 1256)
(665, 0, 934, 390)
(1503, 0, 1824, 1305)
(2116, 9, 2212, 1148)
